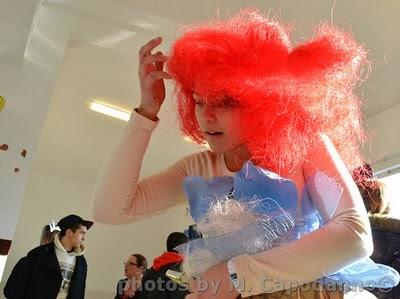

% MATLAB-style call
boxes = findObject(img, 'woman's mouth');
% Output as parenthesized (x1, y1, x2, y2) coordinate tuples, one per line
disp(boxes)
(205, 131, 223, 136)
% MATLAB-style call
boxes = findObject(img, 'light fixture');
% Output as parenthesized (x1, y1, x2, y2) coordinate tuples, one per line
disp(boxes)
(89, 100, 131, 121)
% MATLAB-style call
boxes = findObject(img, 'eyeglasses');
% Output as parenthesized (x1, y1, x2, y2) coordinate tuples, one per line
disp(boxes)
(124, 262, 138, 267)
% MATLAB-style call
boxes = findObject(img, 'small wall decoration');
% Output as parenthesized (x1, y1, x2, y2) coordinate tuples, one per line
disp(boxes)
(0, 144, 28, 174)
(0, 96, 5, 112)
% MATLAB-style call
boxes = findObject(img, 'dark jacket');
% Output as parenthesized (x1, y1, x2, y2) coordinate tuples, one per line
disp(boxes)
(114, 278, 127, 299)
(369, 215, 400, 299)
(3, 242, 87, 299)
(3, 257, 27, 298)
(136, 262, 188, 299)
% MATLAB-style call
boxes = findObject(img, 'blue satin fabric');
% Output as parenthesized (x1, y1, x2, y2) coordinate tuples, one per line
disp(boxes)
(176, 161, 399, 289)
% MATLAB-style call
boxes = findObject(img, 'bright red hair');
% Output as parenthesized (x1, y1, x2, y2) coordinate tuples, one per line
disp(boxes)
(167, 9, 368, 174)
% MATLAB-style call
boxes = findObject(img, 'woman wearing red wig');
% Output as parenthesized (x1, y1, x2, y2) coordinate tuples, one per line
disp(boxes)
(93, 10, 375, 299)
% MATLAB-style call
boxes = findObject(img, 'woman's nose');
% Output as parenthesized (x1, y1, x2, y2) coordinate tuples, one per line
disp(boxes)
(202, 104, 217, 122)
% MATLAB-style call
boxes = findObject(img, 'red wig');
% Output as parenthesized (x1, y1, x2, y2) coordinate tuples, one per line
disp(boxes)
(167, 9, 368, 174)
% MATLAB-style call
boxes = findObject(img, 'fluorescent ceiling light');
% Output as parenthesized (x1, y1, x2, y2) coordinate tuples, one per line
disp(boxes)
(89, 100, 131, 121)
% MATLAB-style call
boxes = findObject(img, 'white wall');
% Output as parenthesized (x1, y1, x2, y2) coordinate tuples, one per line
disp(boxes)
(365, 102, 400, 171)
(0, 0, 70, 245)
(2, 170, 192, 296)
(0, 59, 56, 241)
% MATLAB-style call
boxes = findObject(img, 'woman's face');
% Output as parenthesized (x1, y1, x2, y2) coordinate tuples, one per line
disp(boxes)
(193, 93, 245, 155)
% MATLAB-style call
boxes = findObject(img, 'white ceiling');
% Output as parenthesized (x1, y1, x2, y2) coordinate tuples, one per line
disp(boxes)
(4, 0, 400, 184)
(0, 0, 42, 63)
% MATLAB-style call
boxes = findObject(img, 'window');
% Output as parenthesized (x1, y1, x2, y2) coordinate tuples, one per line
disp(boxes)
(0, 239, 11, 282)
(376, 164, 400, 218)
(0, 255, 7, 282)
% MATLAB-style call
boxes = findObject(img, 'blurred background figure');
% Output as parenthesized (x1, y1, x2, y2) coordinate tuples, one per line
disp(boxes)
(4, 214, 93, 298)
(184, 224, 202, 241)
(4, 222, 60, 298)
(115, 253, 147, 299)
(137, 232, 189, 299)
(353, 164, 390, 215)
(354, 165, 400, 299)
(40, 223, 59, 245)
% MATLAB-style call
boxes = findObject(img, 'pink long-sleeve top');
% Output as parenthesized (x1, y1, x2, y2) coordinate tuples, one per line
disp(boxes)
(92, 110, 373, 297)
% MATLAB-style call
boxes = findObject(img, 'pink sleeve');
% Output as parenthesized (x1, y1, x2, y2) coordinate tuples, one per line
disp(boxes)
(232, 134, 373, 297)
(92, 110, 189, 224)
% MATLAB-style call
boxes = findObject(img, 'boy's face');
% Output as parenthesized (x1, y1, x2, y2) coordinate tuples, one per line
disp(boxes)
(67, 225, 87, 248)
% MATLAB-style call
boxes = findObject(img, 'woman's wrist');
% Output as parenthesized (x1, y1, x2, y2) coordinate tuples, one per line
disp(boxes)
(227, 260, 241, 290)
(136, 106, 159, 121)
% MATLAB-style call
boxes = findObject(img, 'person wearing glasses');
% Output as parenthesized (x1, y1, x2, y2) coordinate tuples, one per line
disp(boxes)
(115, 253, 147, 299)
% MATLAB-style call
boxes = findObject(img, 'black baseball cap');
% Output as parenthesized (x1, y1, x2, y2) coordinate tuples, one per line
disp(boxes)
(57, 214, 94, 231)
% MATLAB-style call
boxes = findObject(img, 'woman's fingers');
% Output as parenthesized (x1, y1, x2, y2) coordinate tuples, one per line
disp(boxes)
(138, 37, 162, 60)
(186, 279, 199, 299)
(185, 293, 199, 299)
(142, 52, 168, 66)
(138, 53, 168, 78)
(188, 277, 197, 293)
(137, 37, 171, 115)
(142, 71, 172, 89)
(154, 51, 165, 71)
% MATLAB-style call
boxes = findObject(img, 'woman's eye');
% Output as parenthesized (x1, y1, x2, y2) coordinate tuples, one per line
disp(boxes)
(215, 98, 239, 109)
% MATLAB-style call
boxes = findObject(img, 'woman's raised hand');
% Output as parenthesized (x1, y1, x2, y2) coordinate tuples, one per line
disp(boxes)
(137, 37, 172, 121)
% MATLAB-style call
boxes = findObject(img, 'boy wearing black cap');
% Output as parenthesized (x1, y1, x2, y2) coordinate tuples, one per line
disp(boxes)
(136, 232, 189, 299)
(3, 214, 93, 299)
